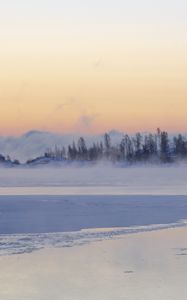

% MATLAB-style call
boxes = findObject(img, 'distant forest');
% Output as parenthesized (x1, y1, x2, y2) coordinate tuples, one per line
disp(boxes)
(27, 129, 187, 166)
(1, 129, 187, 166)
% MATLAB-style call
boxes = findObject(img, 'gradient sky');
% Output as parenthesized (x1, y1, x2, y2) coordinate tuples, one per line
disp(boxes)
(0, 0, 187, 135)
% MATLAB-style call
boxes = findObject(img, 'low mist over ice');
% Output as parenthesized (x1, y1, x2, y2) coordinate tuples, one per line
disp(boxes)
(1, 129, 187, 163)
(0, 165, 187, 195)
(0, 130, 124, 162)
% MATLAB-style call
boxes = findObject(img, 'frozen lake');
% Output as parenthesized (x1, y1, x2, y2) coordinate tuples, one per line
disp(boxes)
(1, 195, 187, 235)
(1, 166, 187, 299)
(0, 193, 187, 255)
(0, 166, 187, 255)
(0, 165, 187, 195)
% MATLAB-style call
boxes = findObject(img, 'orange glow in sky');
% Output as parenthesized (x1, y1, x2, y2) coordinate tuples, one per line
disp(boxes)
(0, 1, 187, 135)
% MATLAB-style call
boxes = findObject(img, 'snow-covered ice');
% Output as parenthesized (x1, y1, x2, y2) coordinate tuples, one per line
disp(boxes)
(1, 165, 187, 299)
(0, 166, 187, 255)
(0, 165, 187, 195)
(1, 226, 187, 300)
(1, 195, 187, 255)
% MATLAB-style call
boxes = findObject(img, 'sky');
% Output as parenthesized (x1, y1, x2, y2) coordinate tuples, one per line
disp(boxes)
(0, 0, 187, 136)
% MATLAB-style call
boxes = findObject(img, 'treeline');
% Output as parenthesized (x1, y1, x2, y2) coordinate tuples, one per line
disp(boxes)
(0, 153, 20, 166)
(43, 129, 187, 164)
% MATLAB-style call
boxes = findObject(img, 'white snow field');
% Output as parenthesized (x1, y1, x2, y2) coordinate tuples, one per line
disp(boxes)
(1, 227, 187, 300)
(0, 166, 187, 299)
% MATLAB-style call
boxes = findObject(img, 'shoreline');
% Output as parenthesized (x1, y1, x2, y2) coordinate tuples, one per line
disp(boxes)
(1, 220, 187, 256)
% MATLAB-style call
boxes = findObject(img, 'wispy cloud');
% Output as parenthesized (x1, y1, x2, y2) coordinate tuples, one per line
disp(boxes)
(76, 113, 100, 131)
(55, 97, 77, 112)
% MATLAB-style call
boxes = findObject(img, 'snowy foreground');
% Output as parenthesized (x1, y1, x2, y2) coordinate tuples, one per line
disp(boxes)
(1, 227, 187, 300)
(0, 166, 187, 299)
